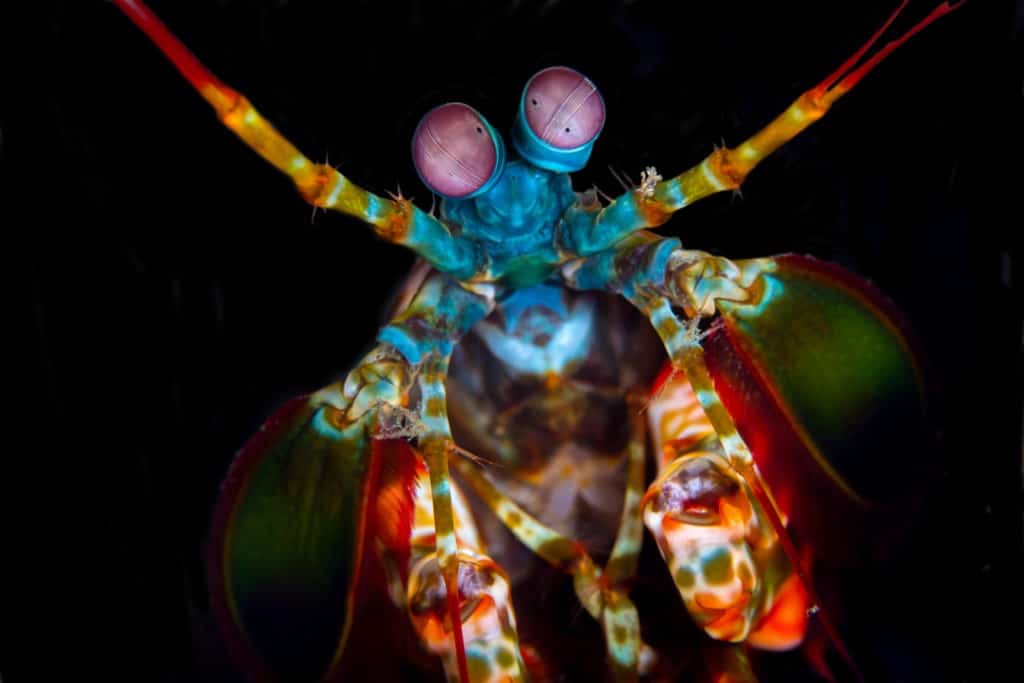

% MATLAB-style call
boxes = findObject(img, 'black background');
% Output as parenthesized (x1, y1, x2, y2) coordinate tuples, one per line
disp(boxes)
(9, 1, 1022, 681)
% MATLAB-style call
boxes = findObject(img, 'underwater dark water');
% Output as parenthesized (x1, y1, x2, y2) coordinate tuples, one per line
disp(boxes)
(10, 0, 1021, 681)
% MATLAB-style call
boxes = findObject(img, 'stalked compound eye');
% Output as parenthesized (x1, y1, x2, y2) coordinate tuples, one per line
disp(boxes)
(524, 67, 604, 149)
(411, 102, 506, 199)
(512, 66, 605, 173)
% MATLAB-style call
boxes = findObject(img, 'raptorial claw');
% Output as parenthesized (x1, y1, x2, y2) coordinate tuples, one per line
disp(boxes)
(644, 369, 810, 649)
(408, 550, 526, 683)
(665, 250, 770, 319)
(643, 451, 763, 643)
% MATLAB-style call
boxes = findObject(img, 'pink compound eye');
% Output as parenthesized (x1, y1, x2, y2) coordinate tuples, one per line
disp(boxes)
(523, 66, 605, 150)
(411, 102, 501, 198)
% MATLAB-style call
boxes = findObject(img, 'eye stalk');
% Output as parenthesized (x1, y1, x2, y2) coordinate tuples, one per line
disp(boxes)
(412, 102, 506, 199)
(513, 66, 605, 173)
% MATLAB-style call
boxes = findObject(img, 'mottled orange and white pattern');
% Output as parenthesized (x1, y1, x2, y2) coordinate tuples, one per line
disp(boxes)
(402, 454, 526, 682)
(409, 458, 483, 557)
(643, 369, 807, 649)
(407, 550, 526, 683)
(647, 367, 716, 469)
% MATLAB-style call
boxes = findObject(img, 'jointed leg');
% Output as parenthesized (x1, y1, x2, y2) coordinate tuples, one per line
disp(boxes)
(380, 273, 508, 682)
(599, 394, 650, 678)
(561, 234, 771, 477)
(316, 270, 501, 682)
(562, 235, 858, 674)
(209, 301, 494, 683)
(643, 368, 810, 649)
(650, 337, 826, 653)
(416, 357, 474, 683)
(378, 436, 527, 683)
(452, 398, 654, 681)
(453, 460, 647, 680)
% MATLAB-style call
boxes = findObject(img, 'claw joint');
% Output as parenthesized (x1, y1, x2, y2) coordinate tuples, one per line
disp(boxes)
(707, 148, 745, 190)
(667, 251, 760, 318)
(296, 163, 343, 208)
(340, 348, 416, 424)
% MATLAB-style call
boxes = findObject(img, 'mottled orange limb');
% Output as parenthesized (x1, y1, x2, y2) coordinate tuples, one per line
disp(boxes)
(111, 0, 477, 276)
(672, 342, 862, 682)
(603, 393, 649, 588)
(451, 456, 587, 571)
(452, 456, 649, 679)
(415, 348, 473, 683)
(422, 437, 471, 683)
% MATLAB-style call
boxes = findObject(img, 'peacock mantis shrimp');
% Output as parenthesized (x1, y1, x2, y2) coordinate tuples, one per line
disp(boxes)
(108, 0, 962, 680)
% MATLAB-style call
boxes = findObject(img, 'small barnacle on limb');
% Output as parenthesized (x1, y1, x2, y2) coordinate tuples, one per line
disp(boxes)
(681, 314, 717, 348)
(374, 402, 428, 440)
(638, 166, 662, 198)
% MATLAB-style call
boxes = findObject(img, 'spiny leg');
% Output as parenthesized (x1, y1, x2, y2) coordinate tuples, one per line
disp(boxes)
(303, 271, 496, 682)
(453, 457, 644, 680)
(563, 235, 778, 490)
(562, 236, 860, 678)
(597, 393, 653, 679)
(205, 329, 438, 681)
(650, 321, 858, 674)
(110, 0, 478, 277)
(371, 272, 499, 683)
(415, 357, 473, 683)
(452, 399, 654, 682)
(208, 330, 528, 683)
(562, 239, 785, 649)
(406, 549, 527, 683)
(375, 438, 527, 683)
(558, 1, 962, 255)
(643, 368, 810, 650)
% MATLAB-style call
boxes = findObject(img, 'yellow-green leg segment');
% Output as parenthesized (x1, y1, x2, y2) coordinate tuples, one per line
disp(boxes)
(453, 396, 652, 681)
